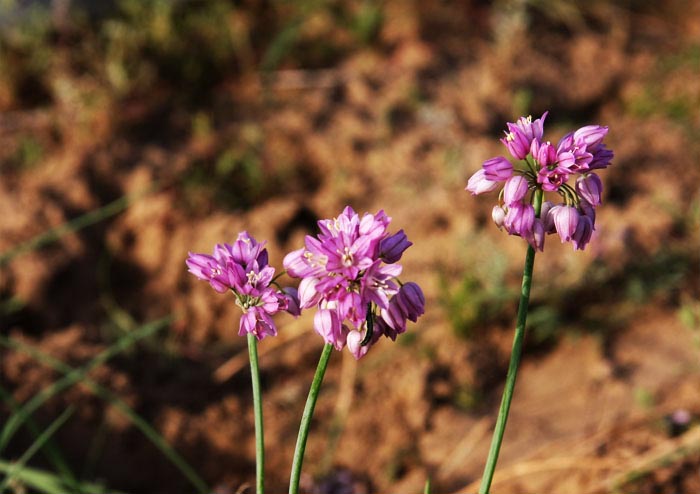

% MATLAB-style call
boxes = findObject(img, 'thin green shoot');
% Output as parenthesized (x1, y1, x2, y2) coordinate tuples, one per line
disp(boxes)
(0, 460, 126, 494)
(0, 186, 155, 267)
(0, 406, 75, 492)
(0, 320, 209, 494)
(0, 316, 170, 454)
(0, 385, 81, 492)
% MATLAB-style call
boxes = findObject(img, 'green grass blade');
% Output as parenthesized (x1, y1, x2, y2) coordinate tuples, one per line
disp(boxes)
(0, 406, 75, 492)
(0, 187, 154, 267)
(0, 385, 81, 492)
(0, 459, 127, 494)
(0, 316, 171, 453)
(0, 319, 210, 494)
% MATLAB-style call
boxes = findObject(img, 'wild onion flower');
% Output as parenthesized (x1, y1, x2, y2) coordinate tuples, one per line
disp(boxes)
(283, 206, 424, 359)
(186, 231, 296, 340)
(466, 111, 613, 251)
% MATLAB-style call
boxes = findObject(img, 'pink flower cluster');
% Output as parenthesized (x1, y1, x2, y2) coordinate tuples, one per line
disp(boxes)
(284, 206, 425, 359)
(186, 208, 425, 358)
(186, 232, 296, 340)
(466, 112, 613, 251)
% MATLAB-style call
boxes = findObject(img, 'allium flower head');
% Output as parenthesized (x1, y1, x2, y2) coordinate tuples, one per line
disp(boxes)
(187, 231, 296, 340)
(284, 206, 425, 358)
(466, 111, 613, 251)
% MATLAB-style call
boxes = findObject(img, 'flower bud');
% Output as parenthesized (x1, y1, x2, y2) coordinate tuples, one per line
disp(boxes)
(492, 205, 506, 229)
(574, 125, 608, 147)
(531, 140, 557, 167)
(572, 215, 593, 250)
(314, 308, 345, 350)
(379, 230, 412, 264)
(396, 282, 425, 323)
(282, 287, 301, 317)
(466, 169, 500, 195)
(588, 144, 614, 170)
(482, 156, 513, 181)
(526, 218, 545, 251)
(576, 173, 603, 206)
(504, 203, 535, 237)
(551, 205, 580, 243)
(503, 175, 529, 205)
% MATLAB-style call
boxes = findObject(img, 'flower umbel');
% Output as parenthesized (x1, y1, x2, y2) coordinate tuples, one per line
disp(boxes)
(466, 112, 613, 251)
(186, 231, 295, 340)
(283, 206, 424, 359)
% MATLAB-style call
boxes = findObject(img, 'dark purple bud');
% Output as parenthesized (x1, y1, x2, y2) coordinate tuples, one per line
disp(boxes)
(282, 287, 301, 317)
(579, 200, 596, 228)
(379, 229, 412, 264)
(572, 215, 593, 250)
(396, 282, 425, 323)
(588, 144, 614, 170)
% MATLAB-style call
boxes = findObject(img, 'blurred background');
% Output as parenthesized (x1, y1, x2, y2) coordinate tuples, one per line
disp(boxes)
(0, 0, 699, 493)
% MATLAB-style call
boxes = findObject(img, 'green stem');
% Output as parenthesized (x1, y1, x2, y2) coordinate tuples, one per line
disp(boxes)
(289, 343, 334, 494)
(248, 333, 265, 494)
(478, 189, 543, 494)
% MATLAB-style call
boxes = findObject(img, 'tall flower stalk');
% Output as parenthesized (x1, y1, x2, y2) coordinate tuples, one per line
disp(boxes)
(289, 343, 333, 494)
(186, 232, 298, 494)
(479, 189, 541, 494)
(284, 206, 425, 493)
(248, 333, 265, 494)
(466, 113, 613, 493)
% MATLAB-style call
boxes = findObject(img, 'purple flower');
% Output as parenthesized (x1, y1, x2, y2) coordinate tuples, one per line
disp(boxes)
(284, 207, 424, 358)
(513, 111, 548, 142)
(482, 156, 513, 181)
(186, 252, 229, 293)
(500, 126, 531, 160)
(576, 173, 603, 206)
(537, 165, 570, 192)
(186, 231, 289, 340)
(466, 111, 612, 251)
(556, 133, 593, 172)
(466, 169, 500, 195)
(530, 140, 557, 167)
